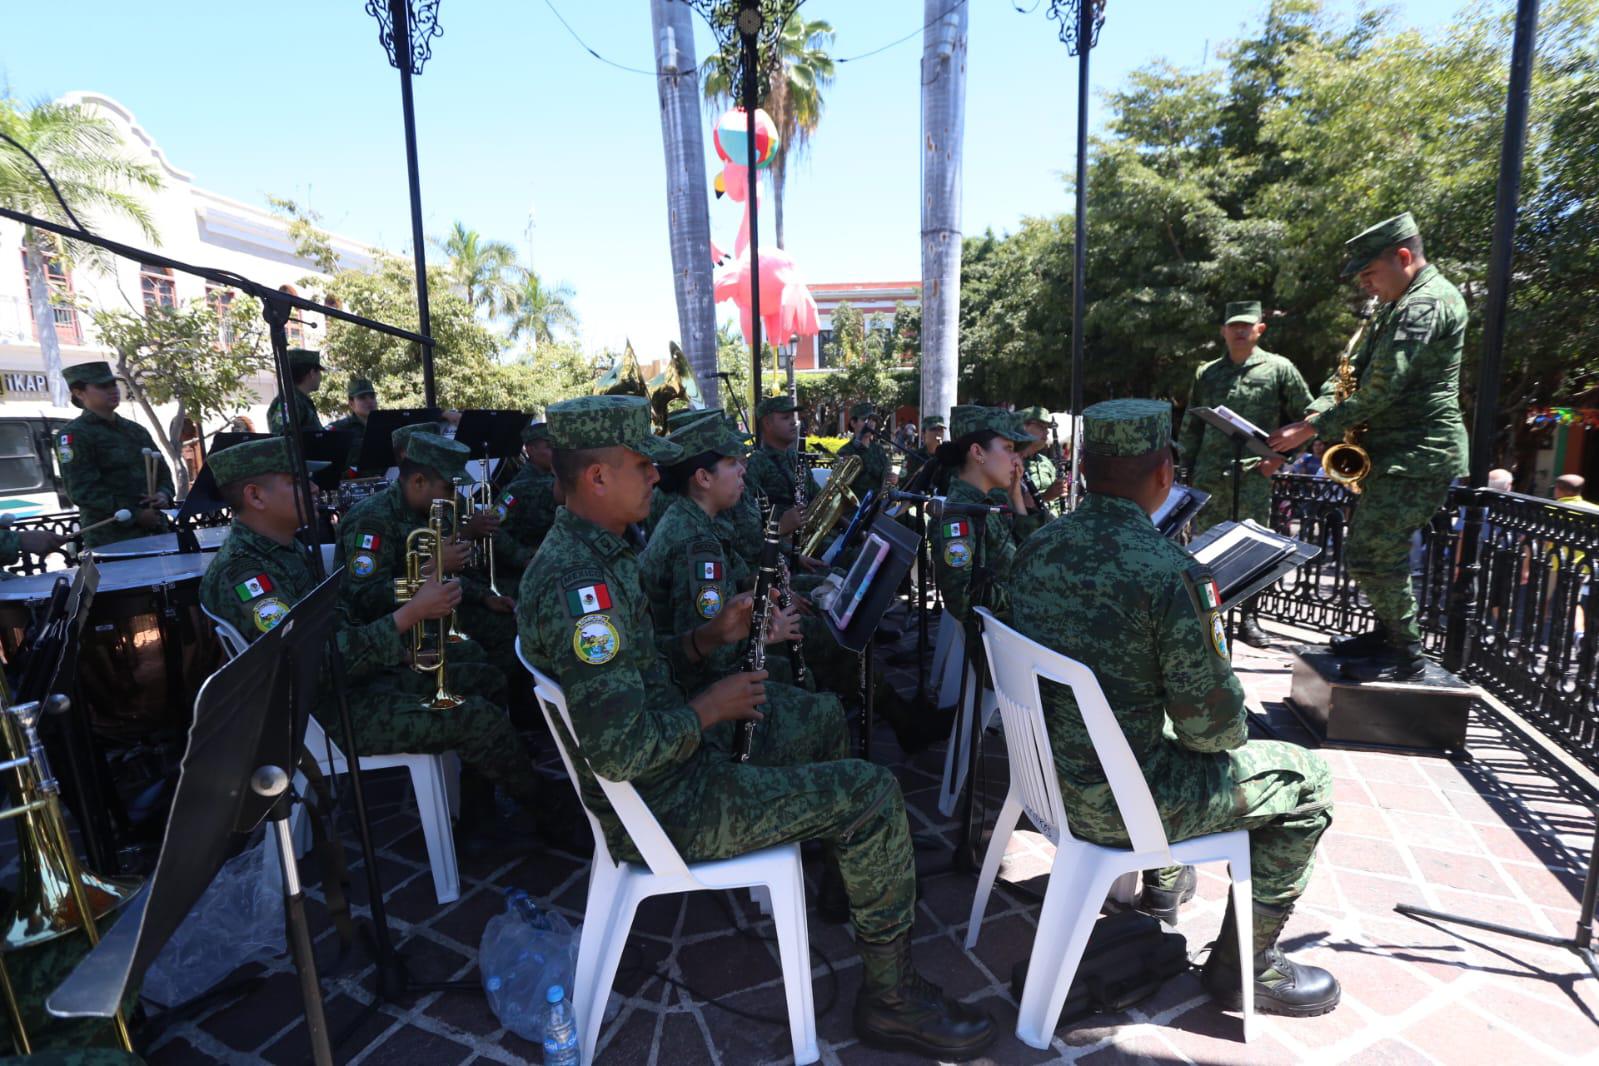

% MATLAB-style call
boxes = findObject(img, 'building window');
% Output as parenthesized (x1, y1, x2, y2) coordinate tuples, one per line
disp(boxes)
(277, 284, 307, 346)
(18, 250, 82, 344)
(205, 284, 237, 349)
(140, 263, 176, 309)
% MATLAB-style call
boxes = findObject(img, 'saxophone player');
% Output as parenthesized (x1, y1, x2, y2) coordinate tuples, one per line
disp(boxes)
(743, 395, 809, 541)
(1268, 212, 1469, 680)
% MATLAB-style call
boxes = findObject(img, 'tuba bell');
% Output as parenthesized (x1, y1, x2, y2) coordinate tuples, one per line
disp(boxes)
(798, 453, 862, 559)
(647, 342, 705, 432)
(1320, 297, 1380, 494)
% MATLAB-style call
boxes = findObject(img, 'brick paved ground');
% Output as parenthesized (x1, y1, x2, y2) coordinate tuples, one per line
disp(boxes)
(124, 612, 1598, 1065)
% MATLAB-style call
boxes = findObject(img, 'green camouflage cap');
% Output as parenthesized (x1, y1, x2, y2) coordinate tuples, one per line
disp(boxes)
(1340, 211, 1419, 278)
(521, 421, 550, 444)
(666, 414, 751, 462)
(64, 361, 116, 387)
(391, 421, 441, 452)
(1082, 399, 1172, 457)
(850, 402, 879, 421)
(1016, 405, 1052, 425)
(922, 415, 946, 431)
(950, 404, 1033, 444)
(406, 432, 471, 482)
(208, 438, 329, 486)
(1225, 300, 1263, 325)
(346, 376, 375, 399)
(547, 395, 682, 464)
(665, 406, 721, 432)
(287, 348, 323, 371)
(755, 395, 800, 420)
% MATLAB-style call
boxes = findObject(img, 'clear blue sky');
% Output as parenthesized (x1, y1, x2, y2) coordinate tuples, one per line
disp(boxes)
(2, 0, 1469, 357)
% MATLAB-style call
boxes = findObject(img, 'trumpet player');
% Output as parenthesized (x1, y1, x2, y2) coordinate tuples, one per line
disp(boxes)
(1176, 301, 1313, 647)
(59, 361, 174, 547)
(1268, 212, 1469, 681)
(200, 439, 552, 850)
(489, 421, 559, 587)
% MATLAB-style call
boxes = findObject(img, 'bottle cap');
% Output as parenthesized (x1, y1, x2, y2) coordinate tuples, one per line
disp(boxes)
(546, 984, 565, 1004)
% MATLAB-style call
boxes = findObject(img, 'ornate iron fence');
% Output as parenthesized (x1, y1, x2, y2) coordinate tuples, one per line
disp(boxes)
(0, 509, 234, 576)
(1260, 475, 1599, 769)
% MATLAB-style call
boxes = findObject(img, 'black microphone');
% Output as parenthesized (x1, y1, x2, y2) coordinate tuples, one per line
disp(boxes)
(888, 491, 1011, 518)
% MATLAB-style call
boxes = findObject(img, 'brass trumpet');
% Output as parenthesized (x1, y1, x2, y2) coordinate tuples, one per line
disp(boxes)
(468, 477, 502, 597)
(0, 691, 139, 1053)
(392, 501, 464, 710)
(1321, 297, 1381, 494)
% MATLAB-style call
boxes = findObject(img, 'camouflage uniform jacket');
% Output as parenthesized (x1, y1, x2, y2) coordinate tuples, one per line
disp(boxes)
(267, 389, 323, 435)
(902, 447, 932, 486)
(1177, 348, 1313, 483)
(725, 483, 765, 566)
(337, 481, 486, 625)
(1307, 264, 1469, 479)
(744, 444, 802, 516)
(837, 436, 890, 502)
(1023, 451, 1065, 519)
(518, 506, 709, 858)
(931, 476, 1020, 624)
(57, 411, 174, 547)
(0, 531, 18, 569)
(326, 413, 366, 473)
(1009, 492, 1246, 805)
(201, 520, 404, 681)
(638, 494, 753, 693)
(491, 463, 558, 575)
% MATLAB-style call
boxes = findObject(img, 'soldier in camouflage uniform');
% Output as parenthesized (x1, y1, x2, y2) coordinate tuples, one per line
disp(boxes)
(1270, 213, 1468, 680)
(1011, 399, 1339, 1017)
(744, 395, 810, 542)
(199, 439, 554, 844)
(1177, 301, 1313, 645)
(59, 362, 175, 548)
(489, 421, 559, 584)
(901, 414, 945, 487)
(929, 406, 1036, 628)
(1017, 406, 1068, 520)
(266, 348, 325, 435)
(390, 420, 442, 465)
(519, 395, 995, 1060)
(837, 402, 897, 502)
(326, 376, 377, 474)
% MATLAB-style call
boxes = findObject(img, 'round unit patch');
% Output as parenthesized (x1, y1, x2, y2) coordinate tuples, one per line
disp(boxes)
(573, 613, 621, 666)
(58, 444, 73, 463)
(696, 585, 723, 619)
(1210, 613, 1229, 659)
(943, 539, 972, 570)
(351, 551, 377, 578)
(494, 504, 509, 523)
(252, 597, 289, 633)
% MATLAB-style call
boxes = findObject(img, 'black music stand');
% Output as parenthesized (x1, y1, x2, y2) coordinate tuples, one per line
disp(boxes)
(820, 515, 920, 763)
(1153, 483, 1211, 540)
(49, 574, 344, 1066)
(298, 431, 353, 495)
(453, 409, 525, 487)
(1186, 520, 1319, 612)
(355, 408, 444, 474)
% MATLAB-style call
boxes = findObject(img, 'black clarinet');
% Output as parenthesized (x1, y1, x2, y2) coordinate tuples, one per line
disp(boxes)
(731, 509, 783, 763)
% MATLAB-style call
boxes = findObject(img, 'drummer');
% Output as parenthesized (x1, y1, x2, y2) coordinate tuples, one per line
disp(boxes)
(58, 362, 175, 548)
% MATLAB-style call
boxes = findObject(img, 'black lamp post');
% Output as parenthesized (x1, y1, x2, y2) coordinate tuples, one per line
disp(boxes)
(366, 0, 443, 408)
(1047, 0, 1105, 511)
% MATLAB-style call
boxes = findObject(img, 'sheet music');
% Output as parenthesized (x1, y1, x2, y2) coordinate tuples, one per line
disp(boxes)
(1213, 405, 1270, 440)
(1190, 520, 1294, 596)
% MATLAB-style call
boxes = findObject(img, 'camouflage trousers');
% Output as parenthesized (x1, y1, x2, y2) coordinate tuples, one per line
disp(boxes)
(335, 659, 538, 809)
(0, 898, 140, 1055)
(456, 600, 520, 679)
(1192, 468, 1274, 535)
(1345, 471, 1451, 645)
(1070, 739, 1332, 908)
(650, 684, 917, 944)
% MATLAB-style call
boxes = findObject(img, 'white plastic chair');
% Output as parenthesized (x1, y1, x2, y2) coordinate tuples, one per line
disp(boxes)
(517, 638, 818, 1066)
(935, 616, 999, 817)
(202, 604, 464, 904)
(965, 607, 1255, 1048)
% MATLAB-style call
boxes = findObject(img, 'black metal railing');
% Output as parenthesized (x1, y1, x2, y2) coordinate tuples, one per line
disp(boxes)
(1259, 474, 1599, 769)
(1, 509, 235, 577)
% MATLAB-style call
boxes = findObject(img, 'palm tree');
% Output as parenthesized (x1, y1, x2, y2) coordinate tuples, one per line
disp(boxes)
(0, 97, 160, 406)
(506, 268, 577, 346)
(433, 221, 518, 317)
(702, 8, 835, 249)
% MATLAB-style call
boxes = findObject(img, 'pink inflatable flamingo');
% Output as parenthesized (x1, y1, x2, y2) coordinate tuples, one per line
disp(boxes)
(711, 109, 819, 351)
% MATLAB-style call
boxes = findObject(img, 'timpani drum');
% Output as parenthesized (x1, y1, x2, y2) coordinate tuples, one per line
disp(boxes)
(90, 526, 230, 560)
(0, 554, 221, 743)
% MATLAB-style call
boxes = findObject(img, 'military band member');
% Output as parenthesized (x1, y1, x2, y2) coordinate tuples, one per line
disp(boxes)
(59, 361, 175, 547)
(490, 421, 558, 582)
(837, 402, 897, 502)
(900, 414, 946, 487)
(743, 395, 809, 540)
(1268, 213, 1468, 680)
(929, 406, 1035, 627)
(518, 395, 996, 1059)
(1010, 399, 1339, 1017)
(1016, 406, 1068, 520)
(267, 348, 325, 434)
(1177, 301, 1313, 646)
(327, 376, 377, 472)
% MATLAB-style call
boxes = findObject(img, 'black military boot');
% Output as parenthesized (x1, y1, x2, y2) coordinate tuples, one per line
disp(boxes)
(1328, 624, 1389, 658)
(855, 935, 997, 1060)
(1136, 865, 1197, 926)
(1340, 641, 1426, 682)
(1236, 613, 1271, 648)
(817, 858, 850, 925)
(1201, 899, 1341, 1017)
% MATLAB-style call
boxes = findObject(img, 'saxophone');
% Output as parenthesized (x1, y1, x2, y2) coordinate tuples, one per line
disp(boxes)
(1320, 297, 1380, 494)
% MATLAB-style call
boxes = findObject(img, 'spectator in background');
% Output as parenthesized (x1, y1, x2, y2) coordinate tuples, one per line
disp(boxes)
(1488, 468, 1513, 494)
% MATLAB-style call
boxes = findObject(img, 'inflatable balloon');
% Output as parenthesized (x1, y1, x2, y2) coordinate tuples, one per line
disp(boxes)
(713, 107, 779, 170)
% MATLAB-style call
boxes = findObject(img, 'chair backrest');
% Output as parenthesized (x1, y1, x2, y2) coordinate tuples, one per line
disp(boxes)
(201, 604, 250, 660)
(976, 608, 1171, 858)
(516, 637, 692, 879)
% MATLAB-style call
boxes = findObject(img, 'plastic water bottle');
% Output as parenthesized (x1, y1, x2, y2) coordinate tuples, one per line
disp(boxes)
(507, 887, 549, 930)
(542, 984, 580, 1066)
